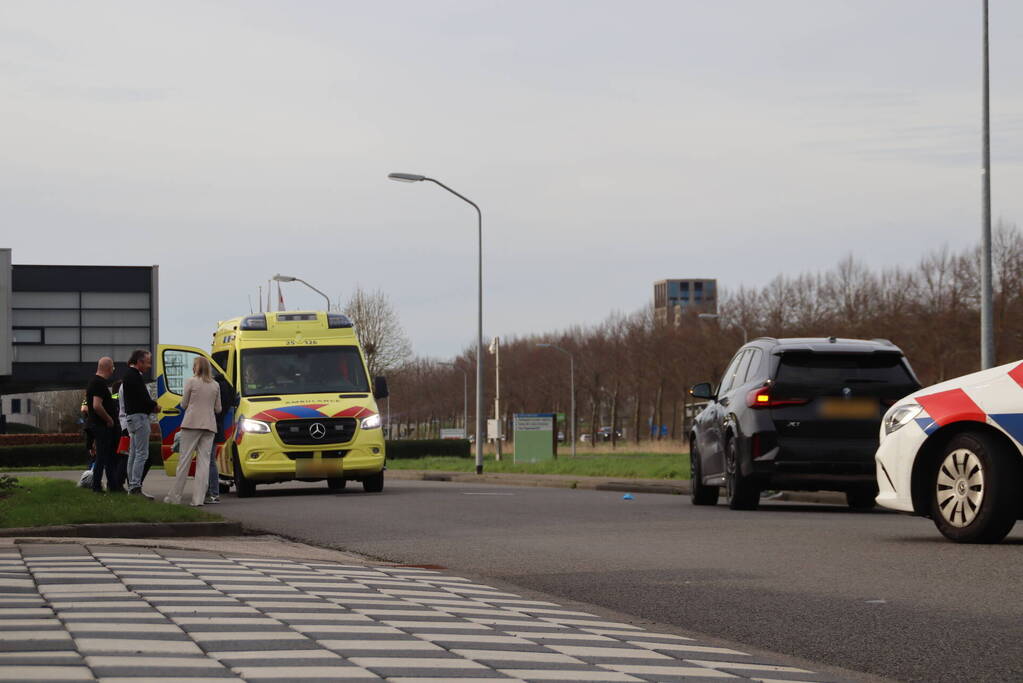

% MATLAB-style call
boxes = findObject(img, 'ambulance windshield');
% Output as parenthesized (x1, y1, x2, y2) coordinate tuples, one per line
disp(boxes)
(240, 346, 370, 396)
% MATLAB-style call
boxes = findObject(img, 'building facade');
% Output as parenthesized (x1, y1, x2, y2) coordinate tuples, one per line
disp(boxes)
(653, 278, 717, 324)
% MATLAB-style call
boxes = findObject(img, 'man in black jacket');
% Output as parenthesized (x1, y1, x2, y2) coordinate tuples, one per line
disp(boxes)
(205, 372, 236, 504)
(87, 357, 121, 493)
(124, 349, 159, 498)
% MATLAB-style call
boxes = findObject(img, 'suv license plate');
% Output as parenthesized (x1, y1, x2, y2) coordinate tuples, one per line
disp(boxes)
(820, 398, 879, 419)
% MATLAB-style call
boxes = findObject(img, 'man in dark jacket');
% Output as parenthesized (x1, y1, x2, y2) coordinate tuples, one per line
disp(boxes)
(124, 349, 159, 498)
(205, 372, 236, 504)
(87, 357, 121, 493)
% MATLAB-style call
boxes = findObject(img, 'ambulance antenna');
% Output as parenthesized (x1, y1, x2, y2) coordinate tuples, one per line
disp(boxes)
(248, 295, 254, 314)
(257, 286, 263, 313)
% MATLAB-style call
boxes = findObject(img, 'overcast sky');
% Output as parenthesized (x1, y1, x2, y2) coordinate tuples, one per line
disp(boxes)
(3, 1, 1022, 358)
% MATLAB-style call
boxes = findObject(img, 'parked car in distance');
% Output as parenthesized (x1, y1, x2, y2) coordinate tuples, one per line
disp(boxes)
(597, 426, 622, 441)
(875, 360, 1023, 543)
(689, 337, 921, 510)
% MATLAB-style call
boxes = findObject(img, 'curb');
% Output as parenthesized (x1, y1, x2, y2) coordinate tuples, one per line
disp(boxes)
(0, 521, 244, 539)
(388, 470, 849, 505)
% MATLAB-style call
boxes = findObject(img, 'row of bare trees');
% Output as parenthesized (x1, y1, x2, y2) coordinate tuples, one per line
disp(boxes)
(384, 222, 1023, 445)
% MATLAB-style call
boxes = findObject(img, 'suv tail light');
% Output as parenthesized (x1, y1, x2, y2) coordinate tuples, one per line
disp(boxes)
(746, 385, 810, 409)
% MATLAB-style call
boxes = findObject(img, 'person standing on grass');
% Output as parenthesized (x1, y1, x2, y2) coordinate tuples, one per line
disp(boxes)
(164, 356, 221, 506)
(123, 349, 159, 499)
(87, 357, 123, 493)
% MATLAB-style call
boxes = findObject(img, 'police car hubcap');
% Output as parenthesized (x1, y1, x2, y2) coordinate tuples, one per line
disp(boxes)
(936, 449, 984, 528)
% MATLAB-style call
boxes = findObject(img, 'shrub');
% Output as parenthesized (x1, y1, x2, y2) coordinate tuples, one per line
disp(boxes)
(0, 433, 86, 446)
(3, 423, 43, 434)
(0, 443, 162, 469)
(385, 439, 470, 460)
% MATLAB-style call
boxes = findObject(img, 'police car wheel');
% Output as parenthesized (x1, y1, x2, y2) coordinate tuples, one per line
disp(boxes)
(690, 441, 719, 506)
(931, 431, 1020, 543)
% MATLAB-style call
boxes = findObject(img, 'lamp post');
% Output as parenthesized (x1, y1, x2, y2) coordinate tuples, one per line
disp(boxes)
(439, 361, 468, 439)
(272, 274, 331, 312)
(537, 343, 575, 458)
(388, 172, 485, 474)
(698, 313, 747, 344)
(980, 0, 995, 369)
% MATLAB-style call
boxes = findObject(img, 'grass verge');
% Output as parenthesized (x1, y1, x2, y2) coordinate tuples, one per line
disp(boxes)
(387, 452, 691, 479)
(0, 476, 221, 529)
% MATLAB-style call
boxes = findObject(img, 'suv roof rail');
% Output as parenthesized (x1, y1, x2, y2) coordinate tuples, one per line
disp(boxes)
(870, 338, 895, 346)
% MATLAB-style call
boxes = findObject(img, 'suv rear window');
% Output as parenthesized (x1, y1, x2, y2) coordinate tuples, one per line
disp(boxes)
(775, 352, 916, 389)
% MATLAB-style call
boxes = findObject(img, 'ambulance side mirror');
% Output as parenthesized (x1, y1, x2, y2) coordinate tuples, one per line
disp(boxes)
(373, 376, 389, 400)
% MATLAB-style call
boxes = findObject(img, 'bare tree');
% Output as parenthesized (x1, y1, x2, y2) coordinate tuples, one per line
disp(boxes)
(342, 286, 413, 378)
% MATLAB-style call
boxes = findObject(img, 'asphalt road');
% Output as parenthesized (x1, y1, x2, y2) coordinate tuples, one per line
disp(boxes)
(46, 471, 1023, 682)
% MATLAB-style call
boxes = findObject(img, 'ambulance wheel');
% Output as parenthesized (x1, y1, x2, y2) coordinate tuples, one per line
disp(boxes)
(327, 478, 347, 491)
(232, 452, 256, 498)
(931, 431, 1020, 543)
(363, 471, 384, 493)
(219, 481, 231, 494)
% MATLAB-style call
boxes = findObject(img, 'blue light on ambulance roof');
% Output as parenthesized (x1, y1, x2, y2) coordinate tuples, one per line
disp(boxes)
(240, 314, 268, 331)
(327, 313, 353, 329)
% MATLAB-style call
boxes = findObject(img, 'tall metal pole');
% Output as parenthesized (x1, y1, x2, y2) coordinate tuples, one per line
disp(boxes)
(389, 174, 484, 473)
(569, 352, 576, 458)
(981, 0, 995, 369)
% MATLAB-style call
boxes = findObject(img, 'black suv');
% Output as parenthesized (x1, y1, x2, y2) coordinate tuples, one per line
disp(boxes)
(689, 337, 920, 510)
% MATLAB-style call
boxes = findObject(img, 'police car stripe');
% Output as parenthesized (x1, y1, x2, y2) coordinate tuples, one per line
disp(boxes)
(917, 388, 987, 426)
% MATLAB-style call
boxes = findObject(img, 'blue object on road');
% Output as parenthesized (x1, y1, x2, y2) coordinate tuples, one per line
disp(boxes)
(622, 493, 634, 500)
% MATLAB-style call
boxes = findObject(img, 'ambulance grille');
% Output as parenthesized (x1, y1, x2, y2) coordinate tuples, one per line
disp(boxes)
(275, 418, 358, 445)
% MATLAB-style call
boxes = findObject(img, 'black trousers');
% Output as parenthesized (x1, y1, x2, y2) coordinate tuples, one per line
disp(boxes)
(91, 425, 123, 492)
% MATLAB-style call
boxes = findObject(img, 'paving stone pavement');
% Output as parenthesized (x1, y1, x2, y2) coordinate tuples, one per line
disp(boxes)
(0, 543, 841, 683)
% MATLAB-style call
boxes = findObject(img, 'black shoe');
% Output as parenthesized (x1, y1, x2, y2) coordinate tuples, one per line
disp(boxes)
(128, 488, 155, 500)
(108, 488, 127, 494)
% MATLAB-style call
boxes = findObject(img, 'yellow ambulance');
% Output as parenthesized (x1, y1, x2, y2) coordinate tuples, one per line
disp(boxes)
(155, 311, 388, 497)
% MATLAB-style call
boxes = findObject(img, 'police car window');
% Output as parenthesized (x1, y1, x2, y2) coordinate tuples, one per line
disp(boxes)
(240, 346, 369, 396)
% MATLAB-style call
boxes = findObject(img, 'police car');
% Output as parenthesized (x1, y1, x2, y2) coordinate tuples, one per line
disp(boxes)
(875, 360, 1023, 543)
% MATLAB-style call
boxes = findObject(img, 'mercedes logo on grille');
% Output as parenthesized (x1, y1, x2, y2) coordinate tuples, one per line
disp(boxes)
(308, 423, 327, 440)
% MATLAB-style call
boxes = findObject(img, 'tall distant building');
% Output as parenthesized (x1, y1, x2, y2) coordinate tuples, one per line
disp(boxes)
(653, 278, 717, 324)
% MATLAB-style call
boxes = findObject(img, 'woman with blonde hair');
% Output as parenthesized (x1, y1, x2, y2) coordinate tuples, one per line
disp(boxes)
(164, 356, 221, 506)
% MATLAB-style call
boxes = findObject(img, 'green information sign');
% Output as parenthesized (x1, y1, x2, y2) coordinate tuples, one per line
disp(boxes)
(513, 413, 557, 463)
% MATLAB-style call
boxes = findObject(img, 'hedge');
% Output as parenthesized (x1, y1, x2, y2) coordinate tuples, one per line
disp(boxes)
(0, 443, 163, 470)
(0, 432, 161, 446)
(384, 439, 470, 460)
(0, 433, 85, 446)
(0, 439, 468, 469)
(2, 423, 43, 435)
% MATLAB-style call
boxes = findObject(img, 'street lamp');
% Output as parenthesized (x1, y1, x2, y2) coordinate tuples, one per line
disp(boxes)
(388, 172, 485, 474)
(439, 361, 468, 439)
(698, 313, 747, 344)
(537, 343, 575, 458)
(980, 0, 995, 368)
(272, 274, 331, 312)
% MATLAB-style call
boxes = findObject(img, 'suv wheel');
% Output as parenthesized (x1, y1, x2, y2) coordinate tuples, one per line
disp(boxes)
(931, 432, 1020, 543)
(724, 436, 760, 510)
(846, 486, 878, 510)
(690, 441, 719, 506)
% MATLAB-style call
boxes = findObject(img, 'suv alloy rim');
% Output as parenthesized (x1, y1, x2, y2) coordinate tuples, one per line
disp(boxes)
(936, 448, 984, 528)
(724, 440, 737, 501)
